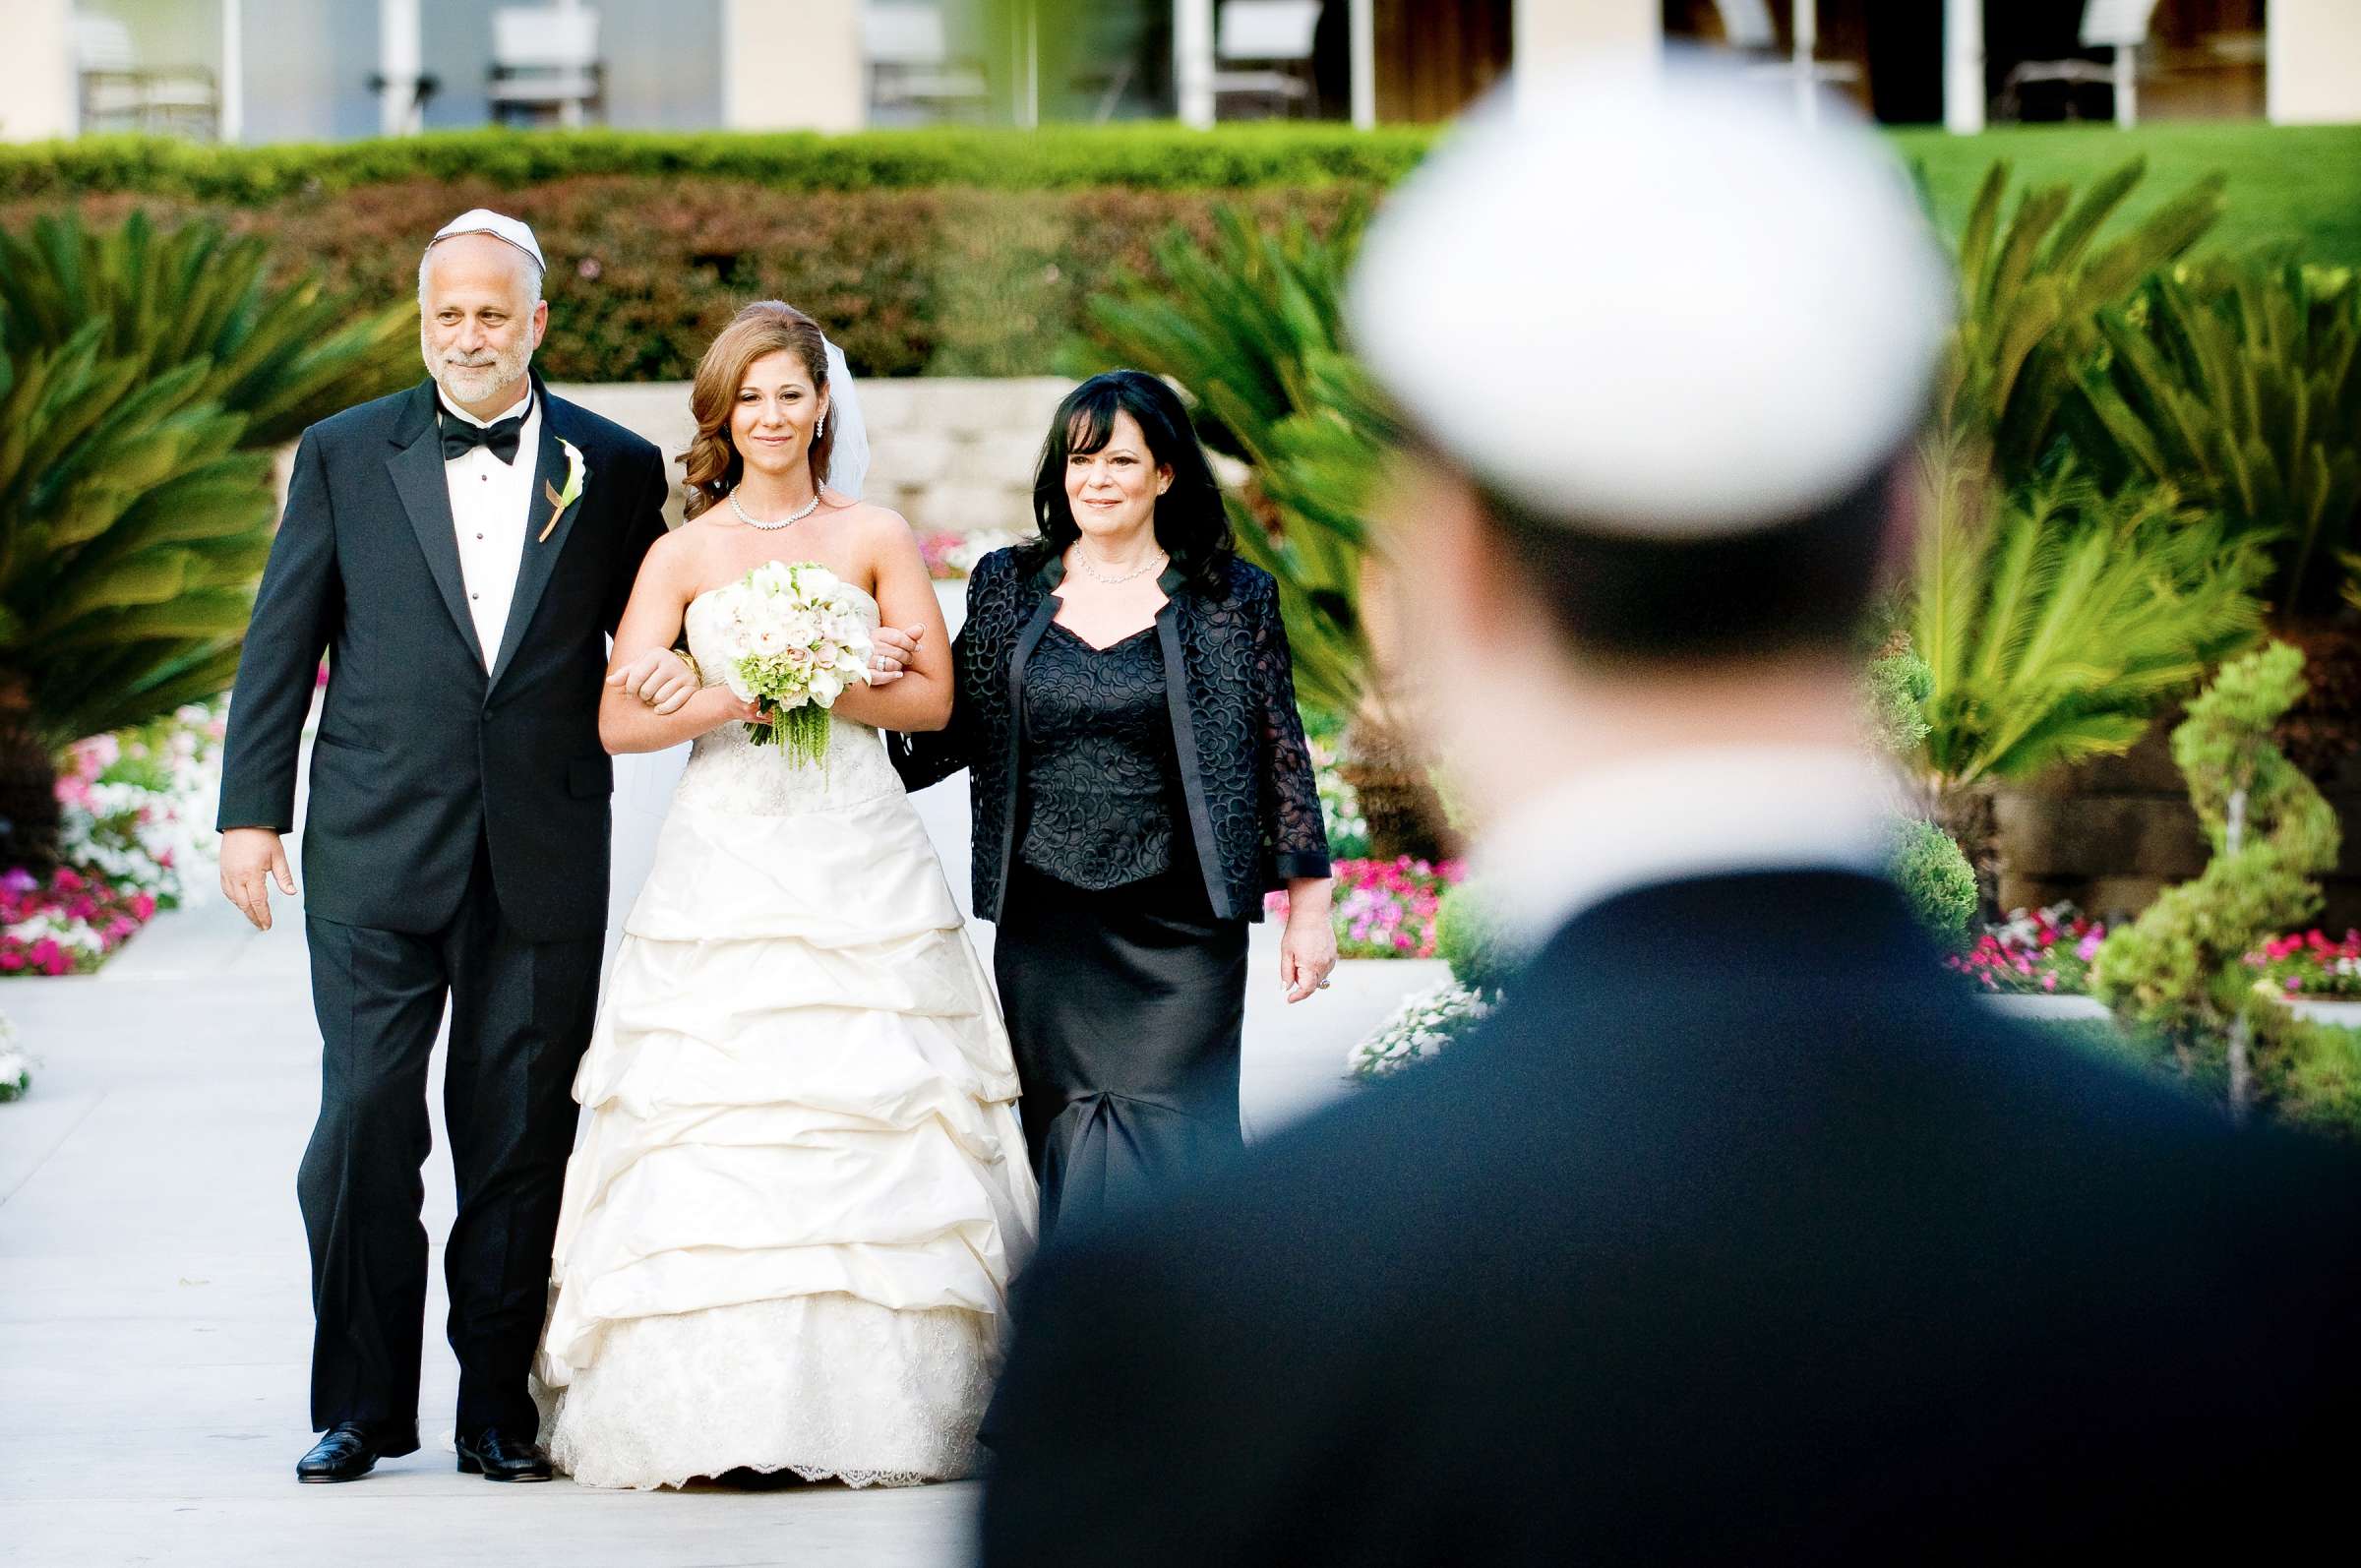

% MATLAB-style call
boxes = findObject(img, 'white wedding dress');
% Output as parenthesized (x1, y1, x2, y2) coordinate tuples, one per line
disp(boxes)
(535, 580, 1037, 1489)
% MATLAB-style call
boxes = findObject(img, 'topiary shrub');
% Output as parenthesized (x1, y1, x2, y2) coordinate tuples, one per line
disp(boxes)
(2090, 641, 2341, 1120)
(1890, 817, 1978, 950)
(1434, 882, 1512, 995)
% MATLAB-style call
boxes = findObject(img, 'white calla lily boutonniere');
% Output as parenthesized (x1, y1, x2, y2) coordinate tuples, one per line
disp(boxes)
(539, 438, 588, 542)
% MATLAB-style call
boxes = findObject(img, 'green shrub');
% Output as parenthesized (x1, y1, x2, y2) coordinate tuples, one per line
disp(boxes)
(0, 125, 1436, 204)
(1434, 883, 1512, 995)
(1930, 156, 2223, 479)
(2082, 261, 2361, 618)
(0, 210, 411, 869)
(1890, 817, 1978, 949)
(2090, 642, 2341, 1120)
(3, 181, 1372, 384)
(1911, 458, 2269, 799)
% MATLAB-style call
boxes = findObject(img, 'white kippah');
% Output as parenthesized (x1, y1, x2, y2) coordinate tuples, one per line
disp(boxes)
(1350, 57, 1953, 539)
(426, 208, 547, 272)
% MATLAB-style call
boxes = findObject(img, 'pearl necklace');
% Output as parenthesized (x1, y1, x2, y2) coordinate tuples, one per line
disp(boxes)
(728, 489, 820, 530)
(1071, 546, 1168, 586)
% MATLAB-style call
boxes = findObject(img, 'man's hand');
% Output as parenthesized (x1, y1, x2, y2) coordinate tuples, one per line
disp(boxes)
(870, 625, 924, 686)
(608, 647, 699, 714)
(219, 827, 296, 933)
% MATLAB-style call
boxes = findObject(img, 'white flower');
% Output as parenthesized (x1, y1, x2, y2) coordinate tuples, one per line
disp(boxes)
(750, 625, 787, 656)
(808, 668, 845, 706)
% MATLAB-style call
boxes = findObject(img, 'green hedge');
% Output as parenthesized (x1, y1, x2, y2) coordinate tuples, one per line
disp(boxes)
(0, 179, 1370, 381)
(4, 121, 2351, 382)
(0, 124, 1435, 202)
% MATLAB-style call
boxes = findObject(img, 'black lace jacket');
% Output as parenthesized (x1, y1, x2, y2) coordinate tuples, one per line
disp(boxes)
(889, 549, 1332, 923)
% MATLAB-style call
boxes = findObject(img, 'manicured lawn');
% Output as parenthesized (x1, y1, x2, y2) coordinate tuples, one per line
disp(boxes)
(1890, 121, 2361, 263)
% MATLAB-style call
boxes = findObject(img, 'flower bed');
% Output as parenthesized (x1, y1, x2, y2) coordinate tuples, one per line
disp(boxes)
(1947, 903, 2107, 995)
(0, 1011, 29, 1101)
(1, 702, 225, 979)
(1269, 856, 1463, 959)
(1349, 980, 1491, 1079)
(2249, 930, 2361, 998)
(1951, 902, 2361, 1003)
(919, 528, 1030, 581)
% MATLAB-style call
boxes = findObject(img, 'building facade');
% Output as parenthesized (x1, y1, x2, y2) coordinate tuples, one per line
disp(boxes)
(1, 0, 2354, 145)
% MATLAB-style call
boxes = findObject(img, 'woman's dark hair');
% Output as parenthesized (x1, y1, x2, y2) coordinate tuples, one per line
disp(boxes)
(1017, 370, 1235, 591)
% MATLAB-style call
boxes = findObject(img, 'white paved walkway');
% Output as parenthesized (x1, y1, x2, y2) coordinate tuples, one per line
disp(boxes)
(0, 765, 1437, 1566)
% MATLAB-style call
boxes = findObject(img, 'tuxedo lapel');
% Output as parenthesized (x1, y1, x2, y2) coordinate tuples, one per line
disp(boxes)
(385, 381, 482, 665)
(488, 383, 581, 694)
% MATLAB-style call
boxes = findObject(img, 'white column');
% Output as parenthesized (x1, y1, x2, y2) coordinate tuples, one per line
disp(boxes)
(0, 0, 77, 141)
(219, 0, 244, 142)
(1348, 0, 1375, 128)
(2269, 0, 2361, 124)
(2111, 41, 2136, 127)
(1944, 0, 1984, 134)
(556, 0, 584, 129)
(1176, 0, 1216, 129)
(723, 0, 864, 131)
(1791, 0, 1818, 125)
(379, 0, 422, 136)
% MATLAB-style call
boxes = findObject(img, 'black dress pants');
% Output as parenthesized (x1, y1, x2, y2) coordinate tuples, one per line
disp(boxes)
(298, 835, 600, 1450)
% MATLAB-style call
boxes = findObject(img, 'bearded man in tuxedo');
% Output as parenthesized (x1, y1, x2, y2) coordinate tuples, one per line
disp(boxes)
(215, 211, 698, 1484)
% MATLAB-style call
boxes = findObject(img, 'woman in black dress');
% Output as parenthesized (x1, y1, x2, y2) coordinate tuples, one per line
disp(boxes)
(891, 370, 1335, 1239)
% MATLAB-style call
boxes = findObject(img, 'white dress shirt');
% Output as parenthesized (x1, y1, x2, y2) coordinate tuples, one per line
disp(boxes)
(1470, 745, 1907, 950)
(440, 386, 540, 671)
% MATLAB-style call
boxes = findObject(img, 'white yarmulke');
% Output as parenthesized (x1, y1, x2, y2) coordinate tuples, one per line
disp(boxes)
(426, 208, 547, 272)
(1350, 56, 1953, 539)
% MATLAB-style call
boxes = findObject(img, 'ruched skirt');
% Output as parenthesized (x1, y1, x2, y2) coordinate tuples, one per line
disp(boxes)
(992, 861, 1248, 1241)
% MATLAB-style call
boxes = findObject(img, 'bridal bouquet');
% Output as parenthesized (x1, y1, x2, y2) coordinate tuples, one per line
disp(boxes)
(707, 561, 873, 766)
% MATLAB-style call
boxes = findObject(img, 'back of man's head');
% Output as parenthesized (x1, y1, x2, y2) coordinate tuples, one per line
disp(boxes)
(1351, 57, 1952, 669)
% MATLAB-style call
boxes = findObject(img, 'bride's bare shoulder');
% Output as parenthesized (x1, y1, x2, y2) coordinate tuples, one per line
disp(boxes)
(822, 493, 913, 536)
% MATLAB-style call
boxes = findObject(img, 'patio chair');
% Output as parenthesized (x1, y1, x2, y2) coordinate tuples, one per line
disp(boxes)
(1213, 0, 1320, 120)
(1998, 0, 2160, 127)
(863, 1, 989, 124)
(1708, 0, 1862, 97)
(73, 10, 219, 139)
(488, 6, 604, 128)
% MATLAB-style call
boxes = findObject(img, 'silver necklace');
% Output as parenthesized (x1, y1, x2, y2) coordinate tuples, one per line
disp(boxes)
(1071, 546, 1167, 585)
(728, 488, 820, 530)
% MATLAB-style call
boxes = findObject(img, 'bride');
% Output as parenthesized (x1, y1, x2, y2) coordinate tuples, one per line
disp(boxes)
(534, 300, 1037, 1488)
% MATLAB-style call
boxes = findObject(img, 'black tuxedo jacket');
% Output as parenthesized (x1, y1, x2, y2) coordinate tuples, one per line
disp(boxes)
(981, 871, 2361, 1564)
(216, 376, 669, 941)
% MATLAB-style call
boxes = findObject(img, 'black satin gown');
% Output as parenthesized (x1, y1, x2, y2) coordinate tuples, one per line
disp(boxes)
(993, 621, 1248, 1240)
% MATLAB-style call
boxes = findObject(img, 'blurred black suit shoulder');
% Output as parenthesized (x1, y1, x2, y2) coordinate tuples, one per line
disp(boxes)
(980, 870, 2361, 1565)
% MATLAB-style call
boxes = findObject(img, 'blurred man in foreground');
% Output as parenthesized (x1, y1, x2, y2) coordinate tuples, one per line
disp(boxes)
(979, 61, 2361, 1565)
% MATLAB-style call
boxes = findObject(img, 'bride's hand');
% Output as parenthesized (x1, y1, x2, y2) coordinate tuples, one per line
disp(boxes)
(609, 648, 699, 715)
(869, 625, 924, 686)
(688, 685, 766, 728)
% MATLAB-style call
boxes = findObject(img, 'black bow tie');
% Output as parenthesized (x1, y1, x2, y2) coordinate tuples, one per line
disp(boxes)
(440, 406, 526, 465)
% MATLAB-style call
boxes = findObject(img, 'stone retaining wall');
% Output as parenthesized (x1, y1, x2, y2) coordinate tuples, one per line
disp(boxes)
(1997, 718, 2361, 929)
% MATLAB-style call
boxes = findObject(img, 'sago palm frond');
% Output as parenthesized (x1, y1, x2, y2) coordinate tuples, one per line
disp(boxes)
(1911, 453, 2270, 793)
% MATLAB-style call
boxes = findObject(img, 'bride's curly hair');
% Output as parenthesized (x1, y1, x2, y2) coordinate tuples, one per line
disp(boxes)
(680, 301, 839, 520)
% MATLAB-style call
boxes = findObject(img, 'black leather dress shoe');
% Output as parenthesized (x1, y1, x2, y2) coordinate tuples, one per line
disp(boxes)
(296, 1423, 379, 1483)
(455, 1427, 554, 1482)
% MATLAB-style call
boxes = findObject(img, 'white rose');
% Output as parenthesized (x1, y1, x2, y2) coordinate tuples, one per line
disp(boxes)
(779, 608, 820, 645)
(808, 668, 845, 706)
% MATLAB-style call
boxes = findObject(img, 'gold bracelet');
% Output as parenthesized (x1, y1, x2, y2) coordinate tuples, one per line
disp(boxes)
(677, 648, 701, 687)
